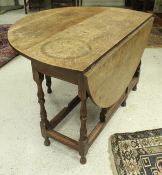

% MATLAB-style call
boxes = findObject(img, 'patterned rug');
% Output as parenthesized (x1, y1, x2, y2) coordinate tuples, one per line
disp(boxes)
(147, 25, 162, 47)
(0, 24, 18, 68)
(110, 128, 162, 175)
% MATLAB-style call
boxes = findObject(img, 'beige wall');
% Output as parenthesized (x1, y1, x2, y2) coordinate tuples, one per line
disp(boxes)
(0, 0, 24, 6)
(83, 0, 125, 6)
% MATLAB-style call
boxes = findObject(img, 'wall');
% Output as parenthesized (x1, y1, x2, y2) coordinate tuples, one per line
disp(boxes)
(0, 0, 125, 6)
(0, 0, 24, 6)
(0, 0, 125, 7)
(83, 0, 125, 6)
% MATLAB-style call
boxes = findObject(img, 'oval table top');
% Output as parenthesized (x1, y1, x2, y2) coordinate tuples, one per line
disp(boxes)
(8, 7, 152, 72)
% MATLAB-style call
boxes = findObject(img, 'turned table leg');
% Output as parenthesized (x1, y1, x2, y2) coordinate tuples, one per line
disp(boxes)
(100, 108, 107, 122)
(79, 97, 88, 164)
(45, 75, 52, 94)
(78, 77, 88, 164)
(32, 68, 51, 146)
(121, 99, 127, 107)
(121, 87, 129, 107)
(24, 0, 28, 14)
(133, 61, 141, 91)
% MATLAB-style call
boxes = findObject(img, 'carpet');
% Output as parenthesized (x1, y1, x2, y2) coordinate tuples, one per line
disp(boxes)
(110, 128, 162, 175)
(148, 25, 162, 47)
(0, 24, 18, 68)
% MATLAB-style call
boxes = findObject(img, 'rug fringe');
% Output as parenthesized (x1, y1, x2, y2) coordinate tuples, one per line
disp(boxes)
(108, 135, 119, 175)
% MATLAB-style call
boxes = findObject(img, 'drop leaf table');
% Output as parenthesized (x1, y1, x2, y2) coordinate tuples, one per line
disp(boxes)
(8, 7, 153, 164)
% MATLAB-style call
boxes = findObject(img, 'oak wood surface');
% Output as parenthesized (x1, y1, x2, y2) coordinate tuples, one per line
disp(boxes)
(85, 18, 153, 108)
(8, 7, 152, 72)
(87, 77, 139, 147)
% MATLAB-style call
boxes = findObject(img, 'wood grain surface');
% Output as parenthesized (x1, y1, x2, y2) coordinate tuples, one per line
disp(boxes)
(85, 18, 153, 108)
(8, 7, 152, 71)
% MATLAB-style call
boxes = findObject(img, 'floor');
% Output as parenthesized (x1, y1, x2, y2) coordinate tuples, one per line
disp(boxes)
(0, 9, 162, 175)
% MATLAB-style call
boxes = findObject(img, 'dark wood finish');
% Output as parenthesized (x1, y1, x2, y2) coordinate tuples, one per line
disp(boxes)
(121, 87, 128, 107)
(32, 61, 80, 85)
(133, 61, 141, 91)
(88, 122, 105, 147)
(78, 76, 88, 164)
(32, 67, 51, 146)
(24, 0, 41, 14)
(24, 0, 40, 14)
(45, 75, 52, 94)
(24, 0, 28, 14)
(154, 14, 162, 26)
(47, 130, 79, 150)
(100, 108, 107, 122)
(134, 61, 141, 78)
(121, 99, 127, 107)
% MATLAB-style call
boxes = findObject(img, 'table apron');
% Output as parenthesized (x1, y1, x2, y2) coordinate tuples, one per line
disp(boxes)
(31, 60, 81, 85)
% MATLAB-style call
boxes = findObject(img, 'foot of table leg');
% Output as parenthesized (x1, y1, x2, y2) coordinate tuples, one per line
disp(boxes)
(45, 75, 52, 94)
(44, 137, 50, 146)
(79, 138, 87, 164)
(100, 108, 107, 122)
(132, 61, 141, 92)
(80, 155, 86, 164)
(121, 100, 126, 107)
(132, 84, 137, 91)
(32, 68, 50, 146)
(79, 90, 88, 164)
(79, 145, 87, 164)
(121, 87, 129, 107)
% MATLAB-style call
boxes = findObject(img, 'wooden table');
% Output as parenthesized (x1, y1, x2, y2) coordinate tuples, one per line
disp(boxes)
(8, 7, 153, 164)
